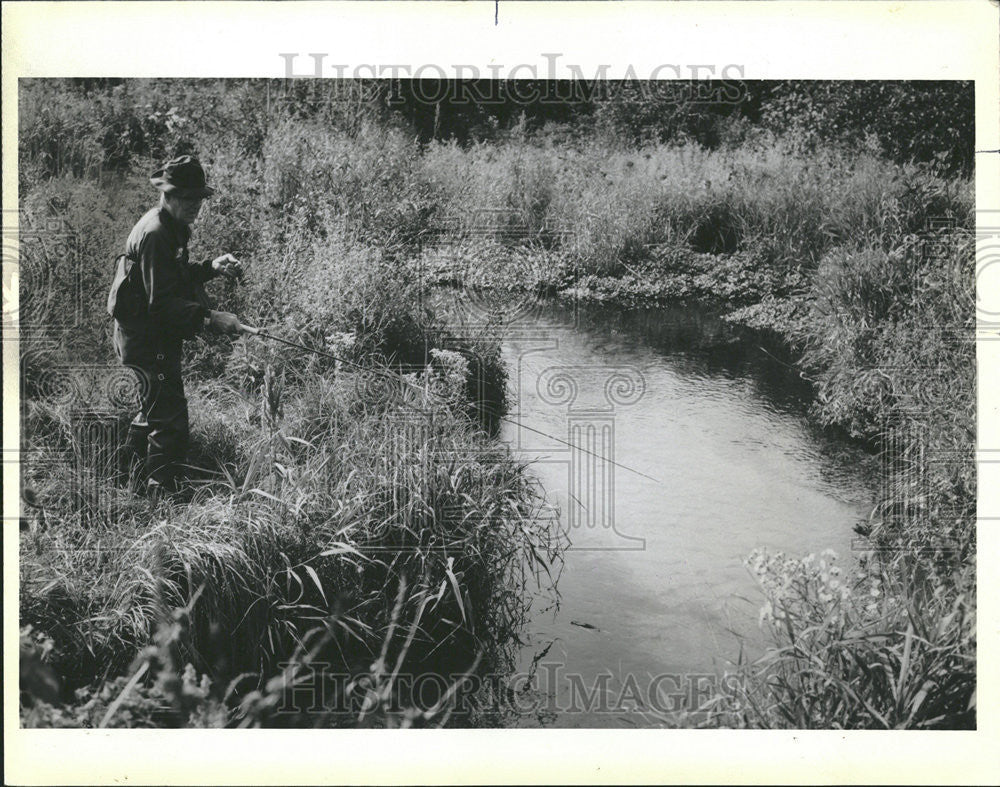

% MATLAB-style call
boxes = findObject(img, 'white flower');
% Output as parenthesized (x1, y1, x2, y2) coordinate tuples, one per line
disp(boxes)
(325, 331, 357, 350)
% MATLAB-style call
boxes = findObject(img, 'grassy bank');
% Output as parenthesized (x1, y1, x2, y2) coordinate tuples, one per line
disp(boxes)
(19, 192, 565, 724)
(416, 134, 975, 729)
(18, 79, 975, 728)
(416, 133, 975, 728)
(18, 85, 566, 726)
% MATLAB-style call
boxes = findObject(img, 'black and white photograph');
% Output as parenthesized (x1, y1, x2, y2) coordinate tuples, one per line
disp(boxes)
(4, 1, 999, 784)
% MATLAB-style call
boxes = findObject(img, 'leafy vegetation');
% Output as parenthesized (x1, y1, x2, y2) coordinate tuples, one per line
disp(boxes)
(18, 78, 974, 728)
(19, 79, 566, 727)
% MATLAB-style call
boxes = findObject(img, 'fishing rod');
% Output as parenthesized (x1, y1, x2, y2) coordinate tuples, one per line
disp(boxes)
(237, 323, 664, 486)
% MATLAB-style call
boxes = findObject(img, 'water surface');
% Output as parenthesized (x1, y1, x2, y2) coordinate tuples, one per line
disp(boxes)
(499, 302, 875, 727)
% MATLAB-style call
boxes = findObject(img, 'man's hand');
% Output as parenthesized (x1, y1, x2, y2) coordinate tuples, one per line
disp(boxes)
(212, 253, 245, 281)
(208, 310, 242, 335)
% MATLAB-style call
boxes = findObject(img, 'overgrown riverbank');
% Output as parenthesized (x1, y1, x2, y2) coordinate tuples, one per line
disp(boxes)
(422, 146, 975, 727)
(18, 83, 568, 727)
(444, 160, 975, 729)
(18, 79, 975, 728)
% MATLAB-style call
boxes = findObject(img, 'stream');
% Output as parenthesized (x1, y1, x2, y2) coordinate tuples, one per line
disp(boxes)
(498, 301, 876, 727)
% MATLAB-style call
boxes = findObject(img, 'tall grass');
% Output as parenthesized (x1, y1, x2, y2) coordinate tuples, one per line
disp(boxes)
(695, 548, 974, 729)
(19, 83, 568, 726)
(18, 79, 975, 728)
(420, 132, 970, 279)
(22, 360, 562, 711)
(707, 227, 975, 730)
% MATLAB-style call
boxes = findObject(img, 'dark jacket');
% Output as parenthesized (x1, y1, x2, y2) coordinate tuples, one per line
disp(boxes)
(114, 207, 218, 366)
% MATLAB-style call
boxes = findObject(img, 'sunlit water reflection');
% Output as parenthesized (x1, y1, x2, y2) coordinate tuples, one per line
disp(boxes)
(499, 302, 876, 727)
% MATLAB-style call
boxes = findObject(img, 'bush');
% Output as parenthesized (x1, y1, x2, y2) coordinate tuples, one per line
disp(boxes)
(760, 81, 974, 177)
(707, 548, 974, 729)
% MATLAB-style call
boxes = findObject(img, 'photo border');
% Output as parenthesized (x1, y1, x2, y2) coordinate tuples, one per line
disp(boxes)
(3, 2, 998, 784)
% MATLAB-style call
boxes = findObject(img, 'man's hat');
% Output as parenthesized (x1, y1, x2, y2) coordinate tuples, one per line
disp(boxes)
(150, 155, 215, 199)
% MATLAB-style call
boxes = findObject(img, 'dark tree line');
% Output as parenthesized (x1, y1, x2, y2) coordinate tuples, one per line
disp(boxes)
(377, 79, 973, 175)
(22, 79, 975, 180)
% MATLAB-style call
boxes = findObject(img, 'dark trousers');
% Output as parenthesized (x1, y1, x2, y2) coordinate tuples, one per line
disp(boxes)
(114, 326, 189, 489)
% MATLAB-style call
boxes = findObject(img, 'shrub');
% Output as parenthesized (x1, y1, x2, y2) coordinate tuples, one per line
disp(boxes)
(760, 81, 974, 177)
(708, 548, 974, 729)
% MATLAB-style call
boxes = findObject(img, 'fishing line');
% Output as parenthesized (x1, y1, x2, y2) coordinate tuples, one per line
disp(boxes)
(238, 324, 664, 486)
(756, 344, 809, 378)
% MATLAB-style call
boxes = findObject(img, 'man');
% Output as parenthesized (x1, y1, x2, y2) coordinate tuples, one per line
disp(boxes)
(112, 155, 245, 496)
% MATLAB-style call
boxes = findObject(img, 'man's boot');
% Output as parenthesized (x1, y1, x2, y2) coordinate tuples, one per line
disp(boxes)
(123, 420, 150, 493)
(146, 477, 163, 506)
